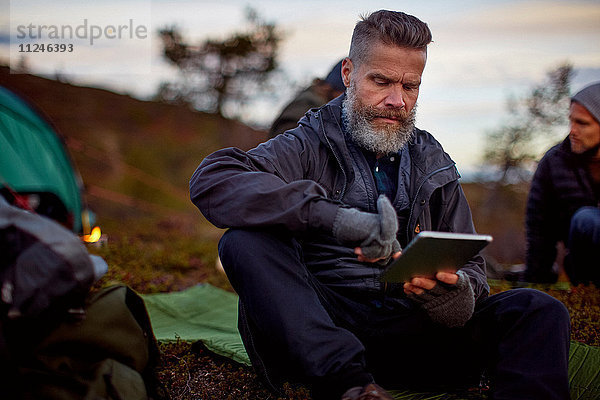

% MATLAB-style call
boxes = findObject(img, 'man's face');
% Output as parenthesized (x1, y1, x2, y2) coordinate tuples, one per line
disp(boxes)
(569, 101, 600, 156)
(341, 42, 426, 155)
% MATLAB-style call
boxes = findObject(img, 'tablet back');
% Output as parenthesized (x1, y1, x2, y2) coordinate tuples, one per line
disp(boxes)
(381, 231, 492, 282)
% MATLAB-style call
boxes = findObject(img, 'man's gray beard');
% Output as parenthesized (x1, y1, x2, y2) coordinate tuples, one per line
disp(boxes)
(342, 83, 416, 155)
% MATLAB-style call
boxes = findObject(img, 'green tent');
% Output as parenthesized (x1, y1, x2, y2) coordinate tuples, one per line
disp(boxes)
(0, 86, 84, 233)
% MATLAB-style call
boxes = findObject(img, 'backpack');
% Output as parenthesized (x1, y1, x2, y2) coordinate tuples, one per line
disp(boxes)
(0, 196, 98, 323)
(0, 198, 168, 399)
(9, 285, 168, 400)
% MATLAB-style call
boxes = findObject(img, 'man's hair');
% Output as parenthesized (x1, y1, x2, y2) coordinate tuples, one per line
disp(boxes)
(349, 10, 432, 67)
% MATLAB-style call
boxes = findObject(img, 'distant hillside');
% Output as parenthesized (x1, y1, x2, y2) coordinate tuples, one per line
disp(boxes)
(0, 66, 268, 230)
(0, 66, 529, 265)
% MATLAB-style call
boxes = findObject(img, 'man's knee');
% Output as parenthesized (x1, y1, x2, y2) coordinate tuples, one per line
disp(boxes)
(218, 228, 301, 279)
(498, 289, 570, 327)
(533, 290, 569, 321)
(521, 289, 569, 326)
(220, 227, 295, 256)
(219, 229, 270, 274)
(570, 206, 600, 236)
(218, 229, 273, 293)
(218, 229, 246, 270)
(219, 228, 255, 259)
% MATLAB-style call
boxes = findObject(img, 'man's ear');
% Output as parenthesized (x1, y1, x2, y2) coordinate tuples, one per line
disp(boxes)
(341, 57, 353, 88)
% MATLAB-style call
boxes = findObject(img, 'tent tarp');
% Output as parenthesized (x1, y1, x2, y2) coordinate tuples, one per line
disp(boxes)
(142, 284, 600, 400)
(0, 86, 82, 232)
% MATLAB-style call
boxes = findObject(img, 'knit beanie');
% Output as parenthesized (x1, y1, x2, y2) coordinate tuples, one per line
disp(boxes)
(324, 60, 346, 93)
(572, 82, 600, 124)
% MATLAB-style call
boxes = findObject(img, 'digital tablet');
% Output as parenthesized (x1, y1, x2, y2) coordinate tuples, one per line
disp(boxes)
(380, 231, 493, 283)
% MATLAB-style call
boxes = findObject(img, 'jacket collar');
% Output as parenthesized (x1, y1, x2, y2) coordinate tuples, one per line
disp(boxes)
(558, 135, 599, 165)
(303, 95, 357, 187)
(307, 95, 458, 184)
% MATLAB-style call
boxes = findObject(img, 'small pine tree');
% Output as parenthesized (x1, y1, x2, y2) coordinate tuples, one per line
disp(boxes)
(157, 7, 281, 118)
(483, 63, 573, 182)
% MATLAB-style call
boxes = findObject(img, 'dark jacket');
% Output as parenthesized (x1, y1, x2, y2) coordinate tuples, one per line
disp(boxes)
(268, 85, 328, 138)
(190, 96, 489, 301)
(525, 137, 599, 282)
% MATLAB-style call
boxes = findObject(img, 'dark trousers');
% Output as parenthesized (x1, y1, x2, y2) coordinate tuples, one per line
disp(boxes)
(219, 228, 571, 400)
(566, 206, 600, 286)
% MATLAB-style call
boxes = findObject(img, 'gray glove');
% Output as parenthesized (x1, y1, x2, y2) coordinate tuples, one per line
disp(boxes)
(332, 195, 401, 262)
(408, 270, 475, 328)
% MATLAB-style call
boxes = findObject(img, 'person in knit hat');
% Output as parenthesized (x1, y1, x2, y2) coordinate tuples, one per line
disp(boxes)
(526, 82, 600, 286)
(268, 59, 345, 138)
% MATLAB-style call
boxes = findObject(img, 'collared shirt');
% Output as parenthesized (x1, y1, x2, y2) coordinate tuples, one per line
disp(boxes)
(361, 148, 411, 207)
(362, 151, 399, 202)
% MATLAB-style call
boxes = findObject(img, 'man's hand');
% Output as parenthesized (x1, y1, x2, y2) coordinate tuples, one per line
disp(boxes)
(403, 271, 458, 295)
(404, 270, 475, 328)
(333, 195, 402, 263)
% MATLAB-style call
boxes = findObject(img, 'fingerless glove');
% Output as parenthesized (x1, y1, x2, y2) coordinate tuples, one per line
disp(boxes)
(408, 270, 475, 328)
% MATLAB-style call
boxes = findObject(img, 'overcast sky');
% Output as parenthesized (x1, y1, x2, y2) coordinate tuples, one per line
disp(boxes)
(1, 0, 599, 174)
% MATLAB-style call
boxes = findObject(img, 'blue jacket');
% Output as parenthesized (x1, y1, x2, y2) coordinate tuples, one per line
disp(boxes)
(190, 96, 489, 302)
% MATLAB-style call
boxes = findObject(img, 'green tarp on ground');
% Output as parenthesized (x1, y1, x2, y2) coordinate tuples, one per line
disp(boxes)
(569, 342, 600, 399)
(142, 284, 248, 365)
(142, 284, 600, 400)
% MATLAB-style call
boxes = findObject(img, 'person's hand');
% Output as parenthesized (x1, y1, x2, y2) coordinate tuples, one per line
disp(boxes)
(405, 270, 475, 328)
(333, 195, 401, 263)
(403, 271, 458, 295)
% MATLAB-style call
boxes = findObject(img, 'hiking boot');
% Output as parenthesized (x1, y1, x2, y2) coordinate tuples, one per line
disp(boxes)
(341, 383, 394, 400)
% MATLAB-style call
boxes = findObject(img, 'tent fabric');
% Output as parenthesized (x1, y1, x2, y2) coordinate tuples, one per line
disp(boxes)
(0, 86, 82, 232)
(142, 284, 600, 400)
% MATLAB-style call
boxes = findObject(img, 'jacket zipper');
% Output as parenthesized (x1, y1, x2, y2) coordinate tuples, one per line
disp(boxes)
(378, 163, 456, 297)
(318, 111, 347, 199)
(320, 110, 457, 294)
(405, 163, 456, 241)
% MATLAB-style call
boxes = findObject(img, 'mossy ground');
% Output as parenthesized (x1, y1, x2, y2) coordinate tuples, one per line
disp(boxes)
(89, 221, 599, 400)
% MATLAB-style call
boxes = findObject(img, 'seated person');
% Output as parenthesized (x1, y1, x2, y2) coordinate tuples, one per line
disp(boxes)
(191, 10, 571, 400)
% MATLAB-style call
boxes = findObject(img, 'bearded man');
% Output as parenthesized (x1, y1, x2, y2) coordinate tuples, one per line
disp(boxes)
(190, 10, 570, 400)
